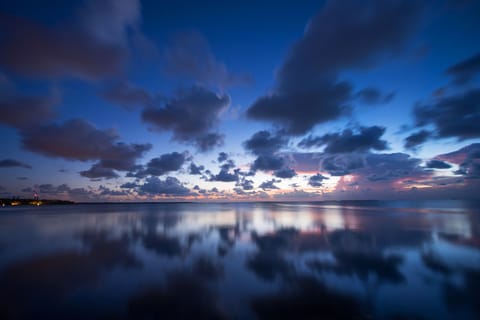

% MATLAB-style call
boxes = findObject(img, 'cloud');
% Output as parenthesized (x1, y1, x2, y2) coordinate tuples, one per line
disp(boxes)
(142, 86, 229, 151)
(259, 179, 280, 190)
(289, 152, 323, 173)
(80, 0, 141, 46)
(0, 0, 140, 80)
(0, 158, 32, 169)
(291, 151, 428, 189)
(247, 0, 423, 135)
(237, 178, 254, 191)
(414, 88, 480, 140)
(217, 152, 228, 163)
(404, 130, 432, 150)
(131, 152, 187, 178)
(251, 155, 285, 172)
(163, 31, 252, 88)
(355, 87, 395, 105)
(309, 174, 328, 187)
(425, 160, 452, 169)
(446, 52, 480, 85)
(21, 118, 151, 178)
(138, 176, 193, 196)
(362, 153, 427, 182)
(243, 130, 297, 178)
(194, 133, 225, 152)
(243, 130, 287, 156)
(436, 143, 480, 180)
(102, 81, 157, 110)
(0, 90, 58, 129)
(19, 183, 100, 201)
(21, 119, 149, 162)
(209, 168, 239, 182)
(273, 167, 296, 179)
(206, 154, 243, 183)
(299, 126, 388, 153)
(247, 83, 352, 135)
(120, 182, 138, 189)
(189, 163, 204, 175)
(321, 153, 365, 176)
(435, 143, 480, 164)
(293, 145, 480, 199)
(80, 164, 119, 179)
(98, 185, 129, 196)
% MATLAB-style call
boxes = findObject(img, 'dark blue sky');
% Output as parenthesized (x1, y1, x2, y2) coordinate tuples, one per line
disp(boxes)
(1, 0, 479, 201)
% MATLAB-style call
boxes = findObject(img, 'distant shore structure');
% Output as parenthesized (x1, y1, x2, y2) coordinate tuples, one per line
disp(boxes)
(0, 198, 75, 207)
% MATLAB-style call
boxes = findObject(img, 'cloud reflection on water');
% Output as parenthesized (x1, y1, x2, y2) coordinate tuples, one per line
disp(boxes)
(0, 201, 478, 319)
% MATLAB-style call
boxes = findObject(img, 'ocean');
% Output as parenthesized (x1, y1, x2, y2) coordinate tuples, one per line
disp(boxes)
(0, 200, 479, 319)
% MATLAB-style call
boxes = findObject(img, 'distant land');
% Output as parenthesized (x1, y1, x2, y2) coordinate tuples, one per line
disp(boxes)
(0, 198, 75, 207)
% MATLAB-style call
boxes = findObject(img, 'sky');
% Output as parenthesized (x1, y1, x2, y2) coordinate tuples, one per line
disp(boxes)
(0, 0, 479, 202)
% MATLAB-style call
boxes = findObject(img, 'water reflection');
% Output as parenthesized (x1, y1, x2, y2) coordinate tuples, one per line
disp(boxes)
(0, 201, 478, 319)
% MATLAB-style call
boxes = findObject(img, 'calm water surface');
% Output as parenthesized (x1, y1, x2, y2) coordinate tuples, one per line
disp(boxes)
(0, 201, 479, 319)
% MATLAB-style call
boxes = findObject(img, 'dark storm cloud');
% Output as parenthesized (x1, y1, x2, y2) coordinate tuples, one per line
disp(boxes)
(404, 130, 432, 150)
(259, 179, 280, 191)
(133, 152, 187, 177)
(425, 160, 452, 169)
(299, 126, 388, 153)
(308, 173, 328, 187)
(0, 90, 58, 129)
(164, 31, 252, 88)
(21, 119, 151, 178)
(355, 87, 395, 105)
(247, 0, 423, 135)
(446, 52, 480, 85)
(138, 176, 193, 196)
(0, 0, 140, 80)
(142, 86, 229, 151)
(0, 158, 32, 169)
(102, 81, 157, 110)
(414, 88, 480, 140)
